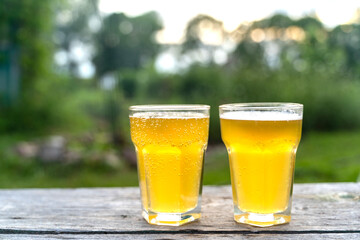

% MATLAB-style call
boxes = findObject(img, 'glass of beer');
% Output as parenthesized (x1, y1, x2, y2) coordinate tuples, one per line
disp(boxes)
(129, 105, 210, 226)
(220, 103, 303, 227)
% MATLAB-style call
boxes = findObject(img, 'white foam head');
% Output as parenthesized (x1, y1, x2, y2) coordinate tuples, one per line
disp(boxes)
(220, 111, 302, 121)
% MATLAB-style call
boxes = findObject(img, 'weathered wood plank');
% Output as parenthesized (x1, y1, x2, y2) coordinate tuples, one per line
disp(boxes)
(0, 183, 358, 234)
(0, 233, 359, 240)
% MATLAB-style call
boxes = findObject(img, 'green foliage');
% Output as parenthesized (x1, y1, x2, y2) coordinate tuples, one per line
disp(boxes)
(0, 0, 53, 91)
(177, 64, 226, 142)
(0, 0, 57, 132)
(2, 3, 360, 188)
(114, 59, 360, 141)
(329, 24, 360, 76)
(93, 12, 162, 77)
(182, 15, 224, 53)
(0, 0, 105, 134)
(54, 0, 99, 75)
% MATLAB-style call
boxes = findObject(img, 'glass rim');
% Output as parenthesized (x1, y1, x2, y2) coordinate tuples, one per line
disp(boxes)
(129, 104, 210, 111)
(219, 102, 303, 110)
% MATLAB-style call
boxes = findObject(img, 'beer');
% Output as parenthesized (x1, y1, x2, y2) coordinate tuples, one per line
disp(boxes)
(130, 105, 209, 226)
(220, 103, 303, 226)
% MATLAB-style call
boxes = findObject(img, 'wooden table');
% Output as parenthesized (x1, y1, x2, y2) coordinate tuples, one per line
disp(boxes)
(0, 183, 358, 239)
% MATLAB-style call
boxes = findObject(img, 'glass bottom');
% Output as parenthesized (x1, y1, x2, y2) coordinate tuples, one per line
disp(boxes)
(142, 210, 200, 226)
(234, 212, 290, 227)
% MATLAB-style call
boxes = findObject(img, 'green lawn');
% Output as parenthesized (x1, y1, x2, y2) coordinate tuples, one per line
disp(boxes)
(0, 130, 359, 188)
(295, 131, 360, 182)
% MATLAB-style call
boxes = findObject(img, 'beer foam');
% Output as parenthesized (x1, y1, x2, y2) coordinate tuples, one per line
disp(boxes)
(131, 112, 208, 119)
(221, 111, 302, 121)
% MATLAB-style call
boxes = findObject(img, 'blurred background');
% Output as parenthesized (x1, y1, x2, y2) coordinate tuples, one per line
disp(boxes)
(1, 0, 360, 188)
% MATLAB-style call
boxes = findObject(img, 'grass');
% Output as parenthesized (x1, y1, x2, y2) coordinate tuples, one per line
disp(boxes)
(0, 134, 139, 188)
(0, 130, 359, 188)
(0, 159, 139, 188)
(295, 131, 360, 182)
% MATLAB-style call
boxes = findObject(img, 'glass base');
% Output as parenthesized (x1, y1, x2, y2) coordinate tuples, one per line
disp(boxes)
(142, 210, 200, 226)
(234, 212, 291, 227)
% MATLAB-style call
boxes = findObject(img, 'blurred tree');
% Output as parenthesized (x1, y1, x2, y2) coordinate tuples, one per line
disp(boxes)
(232, 40, 266, 69)
(230, 14, 332, 72)
(227, 13, 360, 132)
(54, 0, 99, 77)
(329, 24, 360, 77)
(0, 0, 58, 131)
(253, 14, 294, 28)
(91, 11, 162, 152)
(182, 14, 226, 64)
(93, 12, 162, 77)
(231, 14, 295, 70)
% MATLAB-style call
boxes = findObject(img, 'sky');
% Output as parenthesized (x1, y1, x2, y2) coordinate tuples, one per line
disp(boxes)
(99, 0, 360, 44)
(68, 0, 360, 77)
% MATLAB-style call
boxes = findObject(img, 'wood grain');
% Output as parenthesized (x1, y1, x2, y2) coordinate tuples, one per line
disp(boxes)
(0, 233, 359, 240)
(0, 183, 358, 239)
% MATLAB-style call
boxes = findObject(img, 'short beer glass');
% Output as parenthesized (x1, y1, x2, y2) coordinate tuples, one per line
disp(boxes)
(129, 105, 210, 226)
(220, 103, 303, 227)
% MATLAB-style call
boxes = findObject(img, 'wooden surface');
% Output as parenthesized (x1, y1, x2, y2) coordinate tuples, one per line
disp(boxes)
(0, 183, 358, 239)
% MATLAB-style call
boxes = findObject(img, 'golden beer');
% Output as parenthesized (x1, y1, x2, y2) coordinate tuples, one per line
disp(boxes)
(220, 103, 303, 227)
(130, 105, 209, 226)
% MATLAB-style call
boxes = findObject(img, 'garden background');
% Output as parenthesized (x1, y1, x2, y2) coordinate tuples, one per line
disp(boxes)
(1, 0, 360, 188)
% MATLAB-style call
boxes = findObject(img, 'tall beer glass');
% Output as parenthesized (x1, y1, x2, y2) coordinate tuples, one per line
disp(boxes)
(220, 103, 303, 227)
(129, 105, 210, 226)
